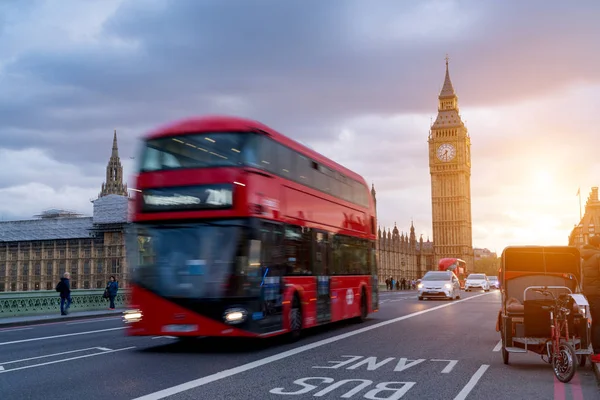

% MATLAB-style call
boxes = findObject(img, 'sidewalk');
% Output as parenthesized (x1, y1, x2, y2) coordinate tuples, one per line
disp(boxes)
(0, 308, 125, 329)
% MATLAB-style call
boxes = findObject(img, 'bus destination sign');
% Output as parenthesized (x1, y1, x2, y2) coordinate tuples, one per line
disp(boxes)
(141, 184, 234, 212)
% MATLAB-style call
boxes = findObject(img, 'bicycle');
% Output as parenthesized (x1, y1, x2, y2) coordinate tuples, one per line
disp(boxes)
(535, 288, 577, 383)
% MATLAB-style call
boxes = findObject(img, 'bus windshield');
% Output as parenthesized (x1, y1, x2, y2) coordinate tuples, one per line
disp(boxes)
(126, 220, 261, 299)
(140, 132, 261, 171)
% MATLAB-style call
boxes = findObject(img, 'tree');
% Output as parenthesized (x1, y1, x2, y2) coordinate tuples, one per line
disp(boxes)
(473, 257, 501, 277)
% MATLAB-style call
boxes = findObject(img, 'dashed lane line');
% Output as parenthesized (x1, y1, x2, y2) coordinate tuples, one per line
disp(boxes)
(0, 327, 126, 346)
(492, 340, 502, 352)
(453, 364, 490, 400)
(0, 346, 135, 374)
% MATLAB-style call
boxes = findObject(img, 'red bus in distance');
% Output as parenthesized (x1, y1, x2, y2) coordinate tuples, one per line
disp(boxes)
(438, 258, 467, 288)
(123, 115, 379, 340)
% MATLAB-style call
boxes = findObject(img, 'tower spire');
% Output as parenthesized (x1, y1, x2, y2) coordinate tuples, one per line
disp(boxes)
(112, 129, 119, 157)
(99, 130, 128, 198)
(440, 54, 455, 99)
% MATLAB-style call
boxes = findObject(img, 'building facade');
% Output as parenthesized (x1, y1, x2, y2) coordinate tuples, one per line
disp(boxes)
(569, 187, 600, 248)
(0, 132, 130, 292)
(371, 185, 435, 281)
(428, 58, 474, 271)
(474, 248, 497, 261)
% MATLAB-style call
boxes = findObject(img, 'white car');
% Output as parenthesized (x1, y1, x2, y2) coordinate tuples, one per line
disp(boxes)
(464, 273, 490, 292)
(417, 271, 461, 301)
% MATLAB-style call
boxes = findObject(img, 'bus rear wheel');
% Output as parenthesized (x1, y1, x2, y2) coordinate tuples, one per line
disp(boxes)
(356, 289, 368, 323)
(288, 294, 302, 341)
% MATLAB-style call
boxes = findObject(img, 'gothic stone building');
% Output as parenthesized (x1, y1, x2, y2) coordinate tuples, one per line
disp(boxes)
(371, 186, 435, 281)
(376, 223, 435, 281)
(0, 132, 130, 292)
(569, 187, 600, 248)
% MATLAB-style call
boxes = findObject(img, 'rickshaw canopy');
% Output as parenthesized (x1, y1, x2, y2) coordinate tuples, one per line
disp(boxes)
(500, 245, 582, 284)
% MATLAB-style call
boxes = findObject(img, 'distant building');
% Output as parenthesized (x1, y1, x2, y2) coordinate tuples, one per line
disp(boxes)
(569, 187, 600, 248)
(371, 186, 435, 280)
(474, 248, 497, 261)
(0, 132, 130, 292)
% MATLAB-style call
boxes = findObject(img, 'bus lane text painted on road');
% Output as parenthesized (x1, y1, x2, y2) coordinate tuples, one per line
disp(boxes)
(268, 354, 462, 399)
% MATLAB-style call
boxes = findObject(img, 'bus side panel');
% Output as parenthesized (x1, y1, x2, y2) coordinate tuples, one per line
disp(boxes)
(330, 276, 364, 322)
(284, 276, 318, 329)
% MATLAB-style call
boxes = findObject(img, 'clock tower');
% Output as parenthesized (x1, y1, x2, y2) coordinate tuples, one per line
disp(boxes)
(428, 57, 474, 271)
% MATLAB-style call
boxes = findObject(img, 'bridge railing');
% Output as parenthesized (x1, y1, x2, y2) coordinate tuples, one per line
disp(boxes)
(0, 289, 131, 318)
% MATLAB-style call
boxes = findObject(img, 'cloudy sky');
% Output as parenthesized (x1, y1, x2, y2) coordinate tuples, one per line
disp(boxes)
(1, 0, 599, 252)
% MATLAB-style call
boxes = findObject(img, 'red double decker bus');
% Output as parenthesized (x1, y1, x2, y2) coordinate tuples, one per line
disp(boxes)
(438, 258, 467, 288)
(123, 115, 379, 340)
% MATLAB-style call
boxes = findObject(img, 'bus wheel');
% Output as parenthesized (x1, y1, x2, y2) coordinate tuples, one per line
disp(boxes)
(289, 294, 302, 341)
(357, 289, 368, 323)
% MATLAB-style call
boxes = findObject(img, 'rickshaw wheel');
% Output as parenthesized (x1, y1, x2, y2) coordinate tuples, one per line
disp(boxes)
(553, 342, 577, 383)
(501, 334, 509, 364)
(502, 346, 509, 364)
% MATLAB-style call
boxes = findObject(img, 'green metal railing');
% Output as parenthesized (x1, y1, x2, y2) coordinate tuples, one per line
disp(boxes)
(0, 289, 131, 318)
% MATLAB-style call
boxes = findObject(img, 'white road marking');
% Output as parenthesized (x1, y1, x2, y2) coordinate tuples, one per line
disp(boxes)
(493, 340, 502, 352)
(453, 364, 489, 400)
(0, 366, 3, 371)
(0, 347, 109, 365)
(0, 327, 33, 333)
(0, 346, 135, 374)
(66, 317, 122, 325)
(133, 292, 493, 400)
(152, 336, 177, 340)
(0, 327, 125, 346)
(96, 347, 112, 351)
(431, 359, 458, 373)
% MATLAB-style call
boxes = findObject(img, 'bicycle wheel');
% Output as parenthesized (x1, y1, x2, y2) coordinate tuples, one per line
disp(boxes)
(552, 342, 577, 383)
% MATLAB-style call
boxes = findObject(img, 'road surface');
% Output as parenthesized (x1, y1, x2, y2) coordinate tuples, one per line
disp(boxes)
(0, 290, 598, 399)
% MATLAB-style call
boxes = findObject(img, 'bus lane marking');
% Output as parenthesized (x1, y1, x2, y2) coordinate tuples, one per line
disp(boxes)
(0, 327, 126, 346)
(269, 378, 415, 398)
(132, 292, 493, 400)
(312, 355, 456, 374)
(0, 346, 135, 374)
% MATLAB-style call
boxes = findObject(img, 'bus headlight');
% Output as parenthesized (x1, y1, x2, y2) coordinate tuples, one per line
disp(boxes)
(417, 283, 423, 289)
(123, 309, 143, 323)
(224, 308, 247, 324)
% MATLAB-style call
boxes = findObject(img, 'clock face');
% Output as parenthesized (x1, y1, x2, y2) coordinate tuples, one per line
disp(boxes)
(437, 143, 456, 162)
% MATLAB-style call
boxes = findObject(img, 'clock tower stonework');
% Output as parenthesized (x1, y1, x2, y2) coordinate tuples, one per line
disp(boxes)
(428, 58, 474, 271)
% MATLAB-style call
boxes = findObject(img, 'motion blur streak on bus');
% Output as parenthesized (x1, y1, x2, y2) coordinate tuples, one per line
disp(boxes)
(123, 115, 379, 340)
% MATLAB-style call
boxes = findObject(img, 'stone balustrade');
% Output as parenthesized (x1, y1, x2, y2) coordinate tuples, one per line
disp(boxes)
(0, 289, 131, 318)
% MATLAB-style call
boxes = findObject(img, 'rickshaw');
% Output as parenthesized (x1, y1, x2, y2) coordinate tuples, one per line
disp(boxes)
(496, 246, 593, 383)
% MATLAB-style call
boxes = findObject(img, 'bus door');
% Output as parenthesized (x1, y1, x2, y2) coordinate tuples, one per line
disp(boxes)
(371, 242, 379, 311)
(314, 231, 331, 324)
(254, 222, 285, 332)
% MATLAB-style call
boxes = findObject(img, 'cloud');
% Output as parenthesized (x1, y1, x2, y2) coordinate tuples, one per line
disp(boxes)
(0, 183, 97, 220)
(0, 0, 599, 253)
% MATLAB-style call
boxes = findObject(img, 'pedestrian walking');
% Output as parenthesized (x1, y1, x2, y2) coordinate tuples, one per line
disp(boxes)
(56, 272, 71, 315)
(106, 275, 119, 310)
(581, 235, 600, 363)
